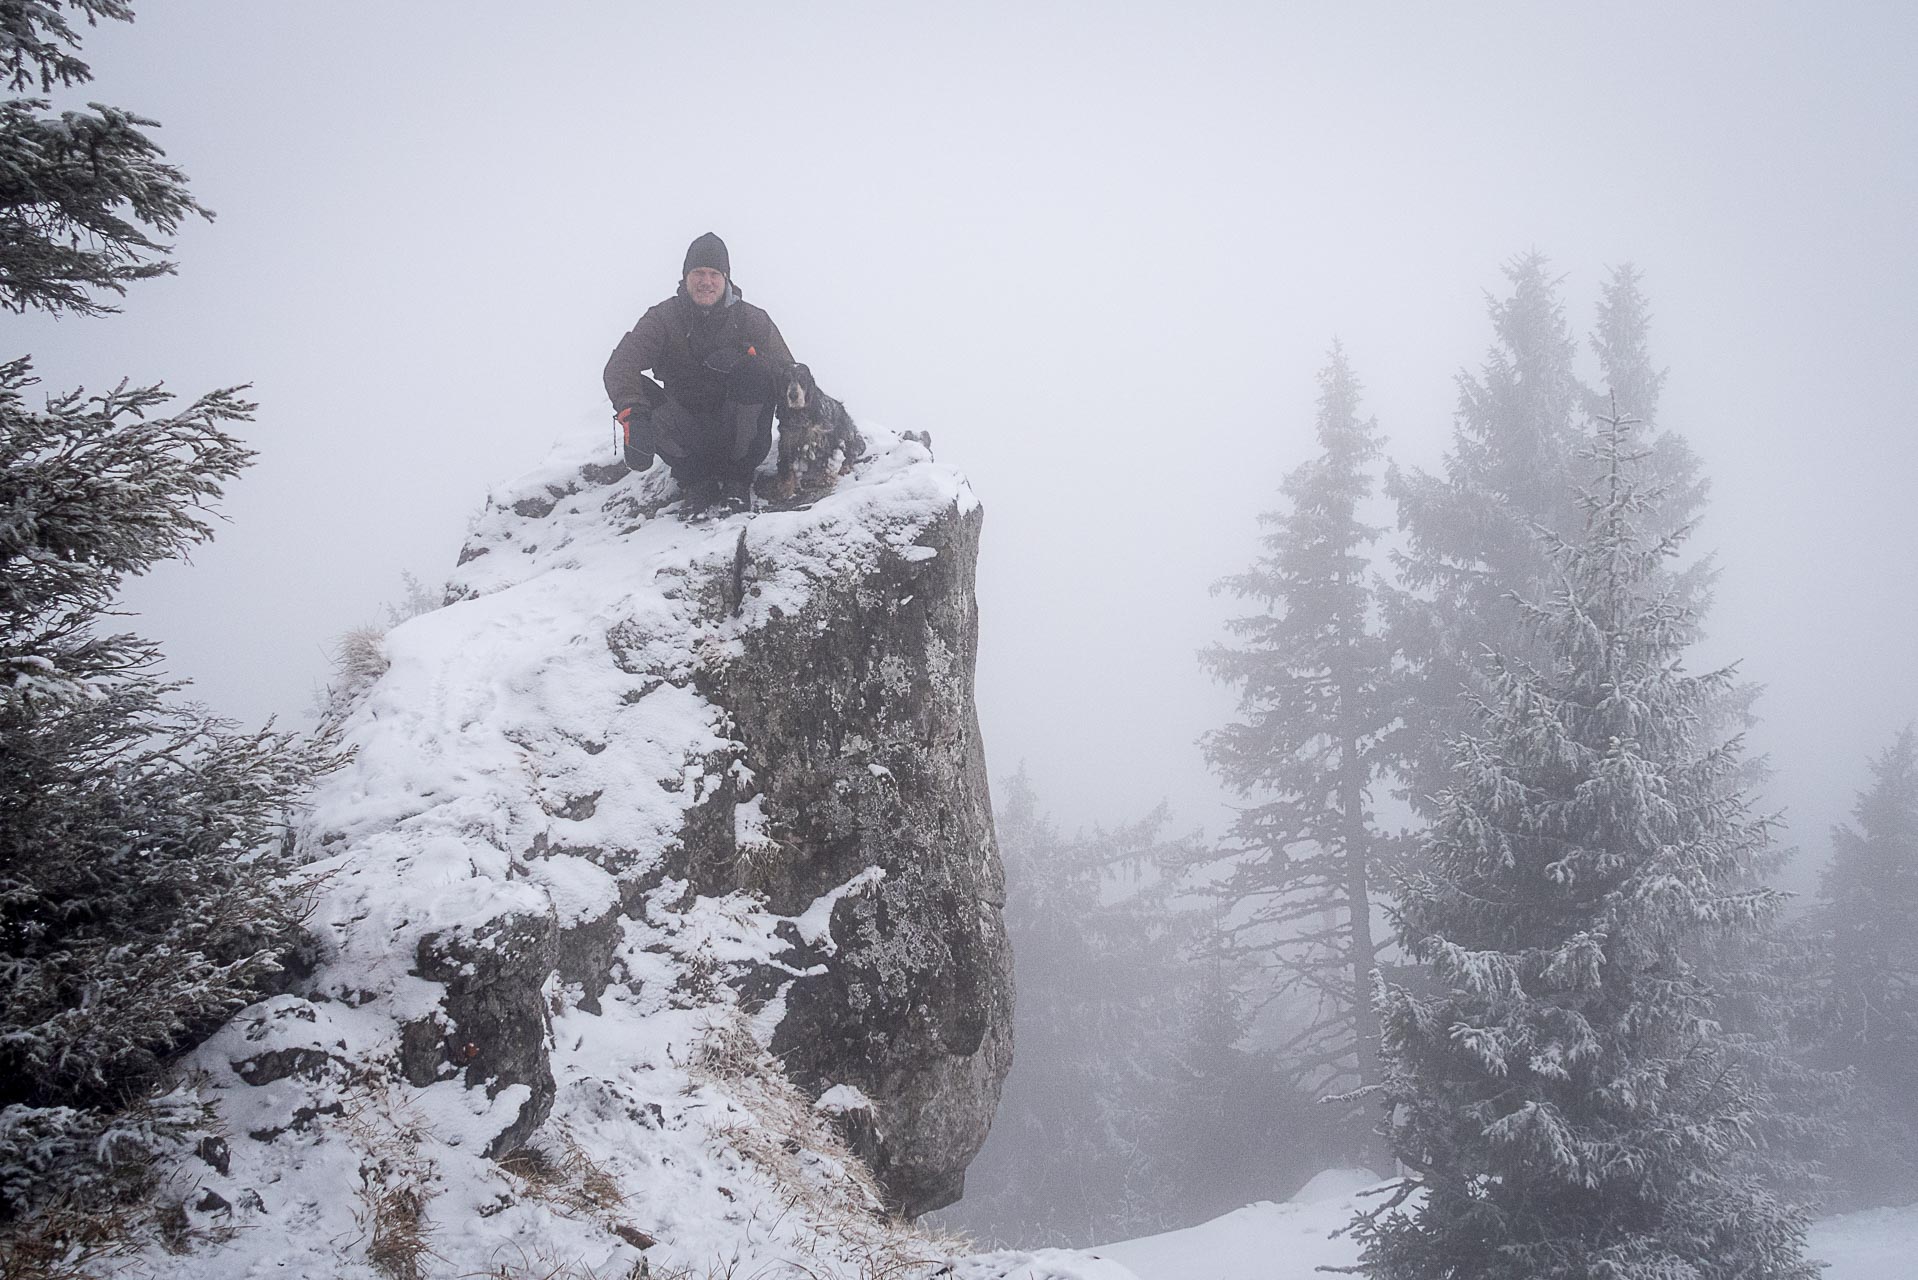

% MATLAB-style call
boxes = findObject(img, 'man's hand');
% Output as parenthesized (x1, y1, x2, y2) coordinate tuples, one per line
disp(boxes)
(617, 405, 655, 471)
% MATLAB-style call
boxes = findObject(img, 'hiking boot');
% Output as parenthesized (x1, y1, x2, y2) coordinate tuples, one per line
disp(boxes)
(719, 475, 753, 515)
(679, 477, 721, 518)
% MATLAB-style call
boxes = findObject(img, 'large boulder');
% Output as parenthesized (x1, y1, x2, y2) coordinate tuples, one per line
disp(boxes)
(712, 496, 1011, 1215)
(95, 423, 1012, 1278)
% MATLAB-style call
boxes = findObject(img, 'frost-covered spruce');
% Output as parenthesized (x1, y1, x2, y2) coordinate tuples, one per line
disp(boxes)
(0, 0, 211, 319)
(0, 3, 335, 1215)
(1383, 254, 1591, 820)
(0, 365, 337, 1214)
(1383, 258, 1711, 824)
(1355, 411, 1817, 1280)
(1199, 344, 1394, 1157)
(948, 769, 1277, 1245)
(1812, 727, 1918, 1204)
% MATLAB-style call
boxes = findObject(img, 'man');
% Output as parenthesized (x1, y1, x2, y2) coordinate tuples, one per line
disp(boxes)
(603, 233, 795, 513)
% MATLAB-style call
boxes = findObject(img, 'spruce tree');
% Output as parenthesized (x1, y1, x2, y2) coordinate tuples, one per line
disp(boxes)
(0, 1, 335, 1213)
(1587, 266, 1723, 713)
(1385, 253, 1590, 817)
(1389, 259, 1720, 814)
(939, 771, 1312, 1246)
(1142, 947, 1342, 1223)
(1356, 411, 1816, 1280)
(1589, 265, 1812, 1169)
(1588, 266, 1666, 440)
(0, 0, 210, 316)
(1810, 728, 1918, 1204)
(941, 770, 1182, 1244)
(1200, 345, 1395, 1159)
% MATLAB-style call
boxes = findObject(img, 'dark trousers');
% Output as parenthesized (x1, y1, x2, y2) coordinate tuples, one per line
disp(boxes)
(650, 396, 774, 487)
(626, 353, 779, 488)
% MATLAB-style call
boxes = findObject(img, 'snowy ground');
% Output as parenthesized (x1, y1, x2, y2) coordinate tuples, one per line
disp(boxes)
(956, 1170, 1918, 1280)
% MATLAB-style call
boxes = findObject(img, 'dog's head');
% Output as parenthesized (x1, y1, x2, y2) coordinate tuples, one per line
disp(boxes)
(783, 362, 817, 413)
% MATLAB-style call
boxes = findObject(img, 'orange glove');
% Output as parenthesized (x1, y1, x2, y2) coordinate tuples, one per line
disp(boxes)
(617, 406, 654, 470)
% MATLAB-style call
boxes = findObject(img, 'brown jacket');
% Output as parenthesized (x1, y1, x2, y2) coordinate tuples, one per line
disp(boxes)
(603, 282, 794, 417)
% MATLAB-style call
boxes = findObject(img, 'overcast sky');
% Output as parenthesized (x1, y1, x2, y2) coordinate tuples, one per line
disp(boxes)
(17, 2, 1917, 893)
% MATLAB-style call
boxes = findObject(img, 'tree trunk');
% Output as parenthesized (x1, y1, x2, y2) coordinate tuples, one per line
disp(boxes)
(1338, 661, 1389, 1171)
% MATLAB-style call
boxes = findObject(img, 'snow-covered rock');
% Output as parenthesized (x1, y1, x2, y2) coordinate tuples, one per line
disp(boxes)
(105, 421, 1011, 1277)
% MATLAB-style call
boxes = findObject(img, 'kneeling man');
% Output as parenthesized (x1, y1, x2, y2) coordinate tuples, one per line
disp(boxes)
(603, 233, 794, 513)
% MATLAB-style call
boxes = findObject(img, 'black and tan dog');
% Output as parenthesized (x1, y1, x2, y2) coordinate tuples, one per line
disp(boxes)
(771, 362, 865, 502)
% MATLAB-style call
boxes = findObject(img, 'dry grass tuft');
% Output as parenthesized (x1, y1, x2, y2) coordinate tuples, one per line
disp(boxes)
(501, 1126, 628, 1220)
(313, 572, 442, 728)
(0, 1185, 249, 1280)
(690, 1016, 886, 1212)
(0, 1202, 137, 1280)
(683, 1016, 974, 1280)
(343, 1076, 441, 1280)
(336, 624, 391, 687)
(361, 1181, 430, 1280)
(497, 1123, 676, 1278)
(479, 1238, 646, 1279)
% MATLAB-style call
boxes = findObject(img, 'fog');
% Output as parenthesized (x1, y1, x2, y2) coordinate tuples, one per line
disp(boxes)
(19, 1, 1917, 898)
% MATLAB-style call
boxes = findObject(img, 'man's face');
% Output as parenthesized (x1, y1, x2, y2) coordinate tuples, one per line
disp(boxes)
(685, 267, 726, 308)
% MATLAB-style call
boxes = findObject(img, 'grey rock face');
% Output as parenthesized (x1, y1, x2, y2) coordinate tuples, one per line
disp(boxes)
(704, 499, 1013, 1217)
(415, 909, 560, 1156)
(431, 454, 1013, 1215)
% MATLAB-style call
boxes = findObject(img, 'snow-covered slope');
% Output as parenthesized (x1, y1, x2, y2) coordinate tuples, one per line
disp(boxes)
(94, 422, 1008, 1279)
(951, 1172, 1918, 1280)
(1805, 1205, 1918, 1280)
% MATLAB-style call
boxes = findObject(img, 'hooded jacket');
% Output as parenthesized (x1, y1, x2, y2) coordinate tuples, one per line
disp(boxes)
(603, 281, 795, 417)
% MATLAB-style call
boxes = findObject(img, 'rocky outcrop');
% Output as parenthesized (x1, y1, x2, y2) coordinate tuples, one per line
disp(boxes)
(712, 497, 1010, 1215)
(107, 424, 1011, 1278)
(414, 908, 560, 1156)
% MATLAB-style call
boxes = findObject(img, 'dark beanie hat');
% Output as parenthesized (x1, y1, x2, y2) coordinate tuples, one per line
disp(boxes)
(683, 232, 730, 278)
